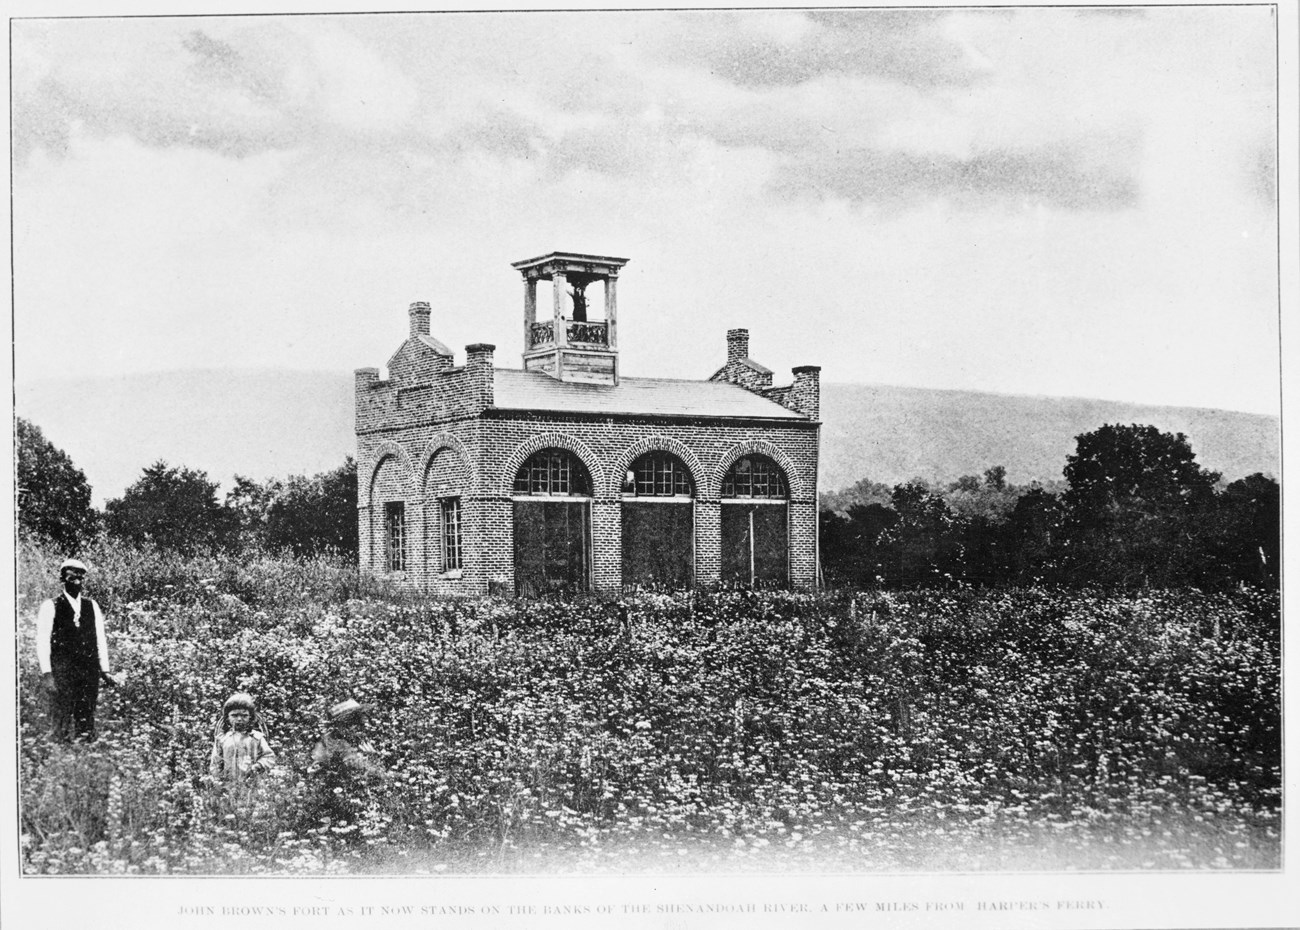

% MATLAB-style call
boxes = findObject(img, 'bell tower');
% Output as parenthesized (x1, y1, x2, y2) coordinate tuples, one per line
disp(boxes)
(513, 251, 629, 385)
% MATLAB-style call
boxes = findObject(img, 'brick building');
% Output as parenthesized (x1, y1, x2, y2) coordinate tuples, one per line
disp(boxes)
(355, 251, 821, 596)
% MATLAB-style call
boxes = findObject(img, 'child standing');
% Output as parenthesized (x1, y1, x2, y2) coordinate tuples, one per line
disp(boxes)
(210, 692, 277, 782)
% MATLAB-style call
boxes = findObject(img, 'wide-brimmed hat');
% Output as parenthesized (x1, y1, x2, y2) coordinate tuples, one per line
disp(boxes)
(327, 698, 376, 723)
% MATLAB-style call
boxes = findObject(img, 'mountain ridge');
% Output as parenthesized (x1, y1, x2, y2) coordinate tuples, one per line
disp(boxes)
(15, 369, 1279, 507)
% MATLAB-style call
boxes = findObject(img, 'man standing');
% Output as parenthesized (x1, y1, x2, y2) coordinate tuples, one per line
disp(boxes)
(36, 558, 115, 741)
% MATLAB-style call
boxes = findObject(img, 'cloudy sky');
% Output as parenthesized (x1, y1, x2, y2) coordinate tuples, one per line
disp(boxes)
(11, 5, 1282, 414)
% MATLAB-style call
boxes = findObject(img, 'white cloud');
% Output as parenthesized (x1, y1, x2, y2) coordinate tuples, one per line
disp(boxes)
(11, 17, 426, 165)
(10, 8, 1282, 418)
(744, 11, 817, 45)
(298, 22, 419, 135)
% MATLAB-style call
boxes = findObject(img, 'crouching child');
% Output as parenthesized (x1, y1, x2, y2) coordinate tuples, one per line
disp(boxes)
(307, 698, 387, 831)
(310, 699, 384, 780)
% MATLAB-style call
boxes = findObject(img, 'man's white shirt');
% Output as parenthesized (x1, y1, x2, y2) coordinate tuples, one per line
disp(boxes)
(35, 593, 110, 675)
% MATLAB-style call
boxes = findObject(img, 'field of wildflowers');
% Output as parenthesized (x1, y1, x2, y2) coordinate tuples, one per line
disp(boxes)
(17, 539, 1280, 875)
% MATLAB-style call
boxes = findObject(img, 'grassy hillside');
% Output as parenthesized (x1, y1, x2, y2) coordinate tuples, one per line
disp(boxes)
(819, 382, 1279, 492)
(14, 370, 1279, 506)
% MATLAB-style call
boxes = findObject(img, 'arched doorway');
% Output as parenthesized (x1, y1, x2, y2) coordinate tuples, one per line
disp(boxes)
(512, 449, 593, 596)
(370, 453, 413, 577)
(424, 447, 469, 578)
(720, 454, 789, 588)
(621, 451, 695, 590)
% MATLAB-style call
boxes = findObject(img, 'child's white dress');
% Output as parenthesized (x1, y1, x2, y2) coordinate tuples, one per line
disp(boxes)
(210, 729, 276, 780)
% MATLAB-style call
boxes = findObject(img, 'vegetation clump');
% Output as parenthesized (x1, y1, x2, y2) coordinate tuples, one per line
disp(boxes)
(821, 424, 1278, 590)
(17, 539, 1279, 875)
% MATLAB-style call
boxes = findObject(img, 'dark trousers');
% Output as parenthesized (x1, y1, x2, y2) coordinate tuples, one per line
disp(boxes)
(50, 660, 99, 742)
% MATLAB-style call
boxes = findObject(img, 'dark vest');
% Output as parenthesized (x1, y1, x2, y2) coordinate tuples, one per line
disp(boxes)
(50, 594, 99, 669)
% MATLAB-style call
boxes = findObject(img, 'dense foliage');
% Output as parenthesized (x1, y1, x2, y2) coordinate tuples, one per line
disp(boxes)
(96, 458, 359, 560)
(18, 540, 1279, 875)
(264, 458, 359, 558)
(104, 461, 236, 554)
(1060, 424, 1221, 586)
(15, 417, 99, 552)
(821, 424, 1278, 591)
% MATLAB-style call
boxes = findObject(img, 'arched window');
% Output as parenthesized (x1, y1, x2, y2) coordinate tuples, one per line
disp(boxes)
(623, 451, 694, 497)
(514, 449, 592, 497)
(722, 455, 788, 499)
(512, 449, 592, 596)
(721, 454, 789, 588)
(622, 452, 695, 590)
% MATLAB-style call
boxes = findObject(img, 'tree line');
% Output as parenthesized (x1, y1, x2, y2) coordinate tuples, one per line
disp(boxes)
(17, 418, 1278, 591)
(16, 418, 357, 560)
(820, 423, 1279, 591)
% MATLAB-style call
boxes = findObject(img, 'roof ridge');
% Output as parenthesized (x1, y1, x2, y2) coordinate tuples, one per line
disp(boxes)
(497, 369, 755, 387)
(490, 368, 804, 419)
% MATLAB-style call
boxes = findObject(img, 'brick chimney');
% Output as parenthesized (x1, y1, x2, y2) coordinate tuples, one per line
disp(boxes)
(354, 367, 381, 430)
(465, 343, 495, 408)
(409, 301, 431, 338)
(726, 328, 749, 365)
(790, 365, 821, 420)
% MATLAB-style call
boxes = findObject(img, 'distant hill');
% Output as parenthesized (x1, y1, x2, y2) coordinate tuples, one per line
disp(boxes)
(818, 382, 1279, 493)
(16, 370, 356, 507)
(14, 370, 1279, 507)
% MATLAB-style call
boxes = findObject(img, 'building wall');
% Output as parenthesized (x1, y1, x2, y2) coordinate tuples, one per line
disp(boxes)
(357, 404, 820, 594)
(358, 422, 486, 596)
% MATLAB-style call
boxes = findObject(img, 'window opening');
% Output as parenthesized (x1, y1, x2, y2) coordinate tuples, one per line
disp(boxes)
(384, 502, 407, 573)
(441, 497, 462, 572)
(624, 451, 694, 497)
(514, 449, 591, 497)
(722, 455, 788, 499)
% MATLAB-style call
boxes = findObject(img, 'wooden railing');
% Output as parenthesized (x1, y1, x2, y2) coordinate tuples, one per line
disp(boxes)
(566, 320, 608, 346)
(530, 319, 609, 347)
(529, 320, 554, 347)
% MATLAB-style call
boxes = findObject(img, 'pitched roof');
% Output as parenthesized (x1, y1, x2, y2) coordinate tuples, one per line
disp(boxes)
(709, 357, 772, 380)
(491, 369, 806, 419)
(387, 335, 454, 368)
(417, 335, 454, 356)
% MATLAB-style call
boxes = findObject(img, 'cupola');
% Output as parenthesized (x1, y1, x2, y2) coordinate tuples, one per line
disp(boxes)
(512, 251, 629, 385)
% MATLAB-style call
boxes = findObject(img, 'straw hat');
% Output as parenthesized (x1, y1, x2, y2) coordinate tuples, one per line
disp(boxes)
(327, 698, 376, 724)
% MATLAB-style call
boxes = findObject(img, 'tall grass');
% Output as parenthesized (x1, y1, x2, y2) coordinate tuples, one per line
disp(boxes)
(16, 539, 1280, 875)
